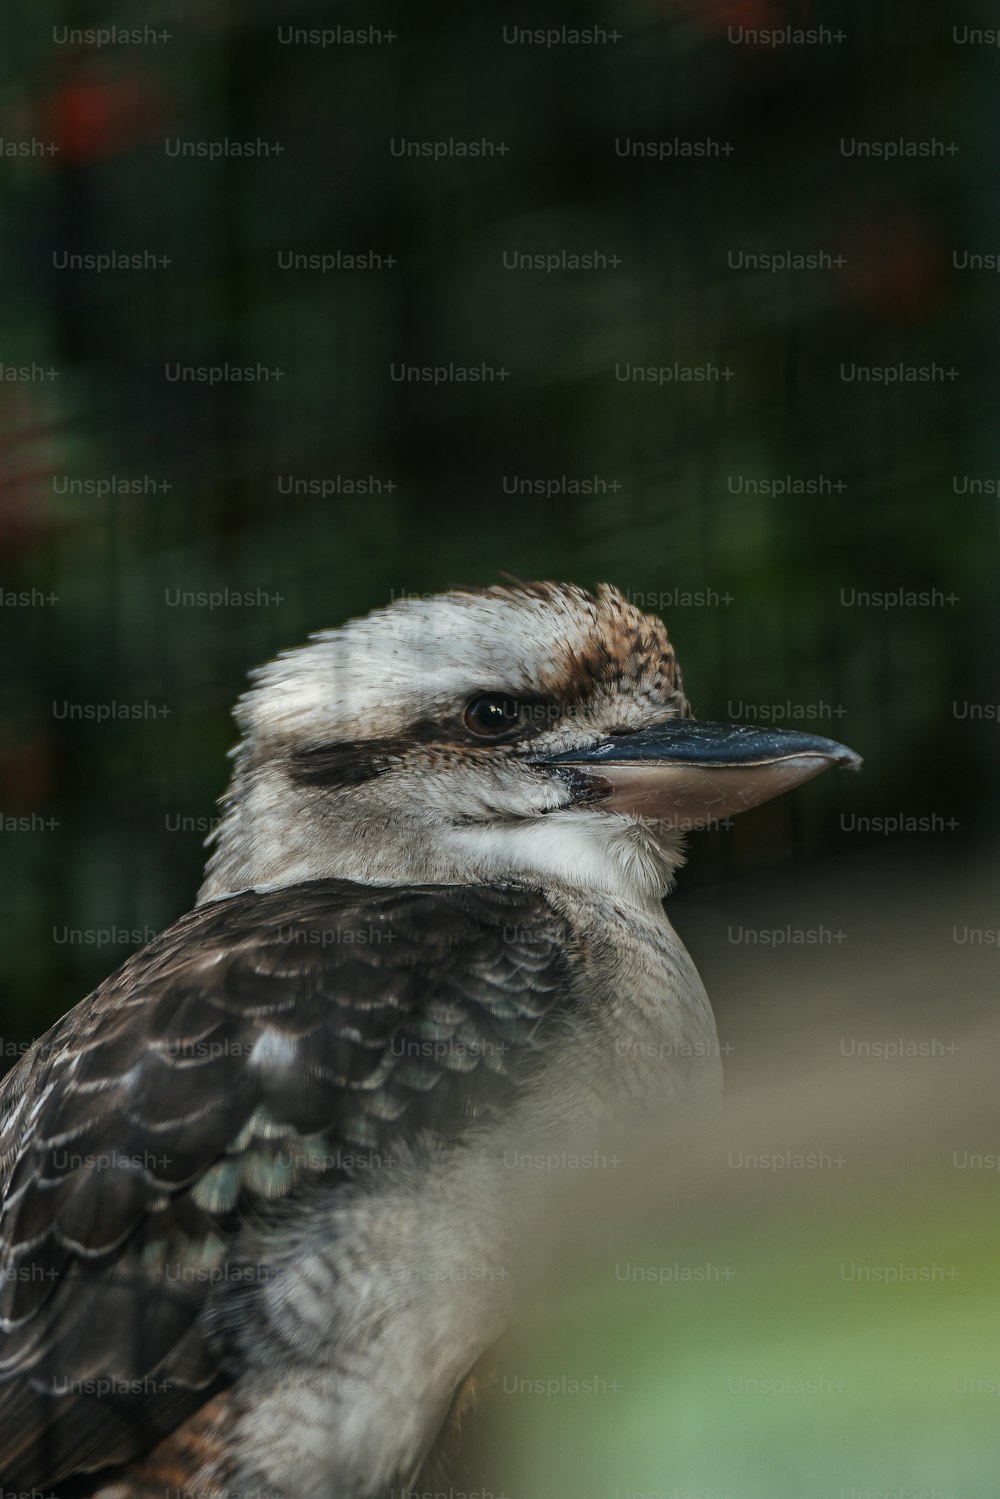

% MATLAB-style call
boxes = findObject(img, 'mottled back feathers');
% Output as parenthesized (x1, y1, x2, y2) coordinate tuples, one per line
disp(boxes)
(0, 880, 581, 1491)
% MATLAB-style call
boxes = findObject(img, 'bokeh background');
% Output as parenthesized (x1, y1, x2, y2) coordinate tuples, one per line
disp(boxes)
(0, 0, 997, 1493)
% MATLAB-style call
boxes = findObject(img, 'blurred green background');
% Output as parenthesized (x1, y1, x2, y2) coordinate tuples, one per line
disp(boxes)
(1, 1, 998, 1494)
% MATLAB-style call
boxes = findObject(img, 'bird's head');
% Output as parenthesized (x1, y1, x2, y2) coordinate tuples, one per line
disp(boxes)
(199, 582, 860, 906)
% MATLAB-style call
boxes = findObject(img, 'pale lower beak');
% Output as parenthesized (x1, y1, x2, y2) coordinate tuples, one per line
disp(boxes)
(535, 721, 862, 829)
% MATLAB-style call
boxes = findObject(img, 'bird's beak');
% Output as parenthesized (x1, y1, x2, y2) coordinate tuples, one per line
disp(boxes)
(535, 721, 862, 829)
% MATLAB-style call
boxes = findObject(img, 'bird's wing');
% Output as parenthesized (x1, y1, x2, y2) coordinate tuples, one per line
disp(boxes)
(0, 879, 579, 1490)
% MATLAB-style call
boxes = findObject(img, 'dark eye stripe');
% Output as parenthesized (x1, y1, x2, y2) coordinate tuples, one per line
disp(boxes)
(288, 738, 408, 789)
(288, 700, 561, 790)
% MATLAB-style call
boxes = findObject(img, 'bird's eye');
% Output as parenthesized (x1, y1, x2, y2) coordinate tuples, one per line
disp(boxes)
(463, 694, 523, 739)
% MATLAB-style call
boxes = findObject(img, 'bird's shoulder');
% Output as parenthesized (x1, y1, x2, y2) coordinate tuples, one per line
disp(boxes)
(0, 877, 584, 1490)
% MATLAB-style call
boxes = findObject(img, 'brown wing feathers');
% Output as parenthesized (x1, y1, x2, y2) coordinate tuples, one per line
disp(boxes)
(0, 880, 576, 1491)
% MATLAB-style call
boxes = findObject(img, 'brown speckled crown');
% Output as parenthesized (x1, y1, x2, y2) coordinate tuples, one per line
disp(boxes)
(454, 580, 691, 720)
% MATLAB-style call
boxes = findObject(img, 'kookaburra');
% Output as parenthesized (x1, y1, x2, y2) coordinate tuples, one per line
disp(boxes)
(0, 582, 859, 1498)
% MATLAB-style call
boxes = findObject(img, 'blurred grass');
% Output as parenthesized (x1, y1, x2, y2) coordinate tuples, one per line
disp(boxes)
(456, 850, 1000, 1498)
(484, 1201, 994, 1499)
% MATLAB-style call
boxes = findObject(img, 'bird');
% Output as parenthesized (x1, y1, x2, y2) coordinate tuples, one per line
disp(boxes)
(0, 581, 860, 1499)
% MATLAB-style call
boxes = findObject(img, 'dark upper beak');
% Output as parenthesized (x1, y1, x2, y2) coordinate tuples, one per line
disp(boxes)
(533, 721, 862, 828)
